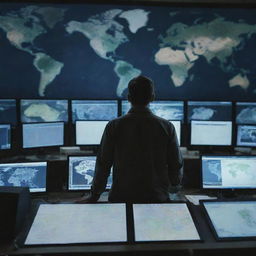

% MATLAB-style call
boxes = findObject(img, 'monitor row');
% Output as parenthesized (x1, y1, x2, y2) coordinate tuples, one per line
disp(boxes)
(1, 99, 256, 125)
(25, 200, 256, 244)
(0, 121, 256, 150)
(1, 154, 256, 193)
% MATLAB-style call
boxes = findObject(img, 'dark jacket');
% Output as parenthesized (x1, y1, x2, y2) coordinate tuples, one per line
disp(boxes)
(91, 105, 183, 203)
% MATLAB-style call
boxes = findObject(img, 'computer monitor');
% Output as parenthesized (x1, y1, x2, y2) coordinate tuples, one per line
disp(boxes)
(0, 124, 11, 150)
(0, 99, 17, 125)
(71, 100, 118, 122)
(170, 121, 181, 145)
(68, 156, 112, 190)
(236, 102, 256, 124)
(202, 200, 256, 240)
(76, 121, 108, 145)
(201, 155, 256, 189)
(121, 100, 184, 121)
(0, 161, 47, 192)
(188, 101, 232, 122)
(133, 203, 200, 242)
(236, 125, 256, 147)
(20, 99, 68, 123)
(23, 122, 64, 148)
(191, 120, 232, 146)
(25, 204, 127, 245)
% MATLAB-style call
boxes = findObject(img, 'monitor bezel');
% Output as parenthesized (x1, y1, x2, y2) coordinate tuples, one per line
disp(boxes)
(0, 160, 48, 193)
(20, 99, 69, 123)
(0, 123, 12, 150)
(71, 99, 119, 123)
(200, 199, 256, 241)
(67, 154, 112, 192)
(22, 121, 65, 149)
(200, 154, 256, 190)
(75, 120, 108, 146)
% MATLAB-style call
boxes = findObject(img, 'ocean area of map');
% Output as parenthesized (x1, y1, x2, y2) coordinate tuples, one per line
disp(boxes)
(0, 3, 256, 100)
(203, 201, 256, 238)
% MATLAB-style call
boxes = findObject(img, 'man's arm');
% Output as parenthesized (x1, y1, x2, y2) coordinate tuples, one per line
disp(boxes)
(167, 124, 183, 188)
(89, 121, 115, 202)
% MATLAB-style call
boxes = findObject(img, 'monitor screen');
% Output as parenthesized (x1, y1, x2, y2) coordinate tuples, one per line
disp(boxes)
(237, 125, 256, 147)
(170, 121, 181, 145)
(0, 124, 11, 150)
(0, 162, 47, 192)
(68, 156, 112, 190)
(121, 100, 184, 121)
(191, 120, 232, 146)
(76, 121, 108, 145)
(201, 155, 256, 189)
(25, 204, 127, 244)
(236, 102, 256, 124)
(21, 99, 68, 123)
(0, 99, 17, 125)
(23, 122, 64, 148)
(133, 203, 200, 242)
(202, 201, 256, 239)
(71, 100, 118, 122)
(188, 101, 232, 122)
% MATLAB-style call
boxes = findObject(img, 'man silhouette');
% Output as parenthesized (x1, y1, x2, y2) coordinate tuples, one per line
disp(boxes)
(80, 75, 183, 203)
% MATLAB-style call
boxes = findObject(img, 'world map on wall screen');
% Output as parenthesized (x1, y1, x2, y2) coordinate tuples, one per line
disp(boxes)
(0, 2, 256, 100)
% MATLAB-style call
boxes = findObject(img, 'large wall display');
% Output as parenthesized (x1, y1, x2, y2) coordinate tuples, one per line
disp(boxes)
(0, 2, 256, 100)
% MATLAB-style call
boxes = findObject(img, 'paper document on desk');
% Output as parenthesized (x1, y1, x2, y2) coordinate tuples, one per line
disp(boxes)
(185, 195, 217, 205)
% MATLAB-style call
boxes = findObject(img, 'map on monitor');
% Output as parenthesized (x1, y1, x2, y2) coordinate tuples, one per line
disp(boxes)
(191, 120, 232, 146)
(236, 102, 256, 124)
(202, 201, 256, 239)
(133, 203, 200, 242)
(237, 125, 256, 147)
(21, 99, 68, 123)
(0, 162, 47, 192)
(68, 156, 112, 190)
(71, 100, 118, 122)
(187, 101, 232, 122)
(121, 100, 184, 121)
(0, 99, 17, 125)
(0, 124, 11, 150)
(25, 204, 127, 244)
(76, 120, 108, 145)
(201, 155, 256, 189)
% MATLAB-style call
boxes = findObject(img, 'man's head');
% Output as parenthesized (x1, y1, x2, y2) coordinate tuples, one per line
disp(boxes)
(128, 75, 155, 106)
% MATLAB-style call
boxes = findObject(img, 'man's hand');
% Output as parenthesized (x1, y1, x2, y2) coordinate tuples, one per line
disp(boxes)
(74, 193, 100, 204)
